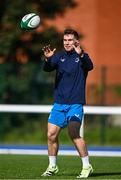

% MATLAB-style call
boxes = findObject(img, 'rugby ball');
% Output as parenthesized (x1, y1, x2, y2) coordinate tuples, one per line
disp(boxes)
(20, 13, 40, 30)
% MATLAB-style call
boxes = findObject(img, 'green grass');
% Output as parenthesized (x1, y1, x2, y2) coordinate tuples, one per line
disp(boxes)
(0, 155, 121, 179)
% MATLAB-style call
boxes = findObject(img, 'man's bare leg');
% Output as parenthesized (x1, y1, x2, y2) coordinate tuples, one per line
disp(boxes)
(48, 122, 61, 156)
(41, 123, 61, 176)
(68, 121, 88, 157)
(68, 121, 93, 178)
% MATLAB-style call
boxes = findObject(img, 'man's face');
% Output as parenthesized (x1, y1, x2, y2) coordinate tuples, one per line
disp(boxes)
(63, 34, 77, 51)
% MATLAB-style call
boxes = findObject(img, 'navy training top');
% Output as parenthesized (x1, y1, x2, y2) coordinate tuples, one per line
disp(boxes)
(43, 50, 93, 104)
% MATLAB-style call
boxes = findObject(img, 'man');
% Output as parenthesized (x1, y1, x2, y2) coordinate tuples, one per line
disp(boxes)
(41, 29, 93, 178)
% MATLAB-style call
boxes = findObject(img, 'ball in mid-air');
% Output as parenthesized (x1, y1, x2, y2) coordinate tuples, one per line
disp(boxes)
(20, 13, 40, 30)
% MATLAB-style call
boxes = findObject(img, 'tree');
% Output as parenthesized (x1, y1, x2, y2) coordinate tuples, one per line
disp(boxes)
(0, 0, 78, 105)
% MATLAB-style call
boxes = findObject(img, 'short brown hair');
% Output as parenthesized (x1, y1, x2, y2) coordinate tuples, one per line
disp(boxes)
(64, 28, 79, 40)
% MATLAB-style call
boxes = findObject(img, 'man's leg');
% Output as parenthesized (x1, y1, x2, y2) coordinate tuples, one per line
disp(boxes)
(68, 121, 93, 178)
(48, 122, 61, 156)
(41, 123, 61, 176)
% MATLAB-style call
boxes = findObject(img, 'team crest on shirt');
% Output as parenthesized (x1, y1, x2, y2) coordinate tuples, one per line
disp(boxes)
(60, 58, 66, 62)
(75, 57, 80, 63)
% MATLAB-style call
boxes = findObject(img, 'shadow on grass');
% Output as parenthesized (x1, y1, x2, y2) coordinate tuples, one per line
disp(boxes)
(56, 172, 121, 179)
(91, 172, 121, 177)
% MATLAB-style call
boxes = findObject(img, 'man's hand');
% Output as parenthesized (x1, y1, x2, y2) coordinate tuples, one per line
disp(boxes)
(73, 41, 83, 56)
(42, 45, 56, 59)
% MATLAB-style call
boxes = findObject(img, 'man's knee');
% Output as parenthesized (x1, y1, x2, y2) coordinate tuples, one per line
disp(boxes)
(48, 131, 57, 142)
(68, 130, 80, 140)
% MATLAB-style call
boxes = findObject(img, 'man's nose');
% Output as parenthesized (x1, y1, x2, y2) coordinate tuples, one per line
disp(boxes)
(65, 41, 69, 44)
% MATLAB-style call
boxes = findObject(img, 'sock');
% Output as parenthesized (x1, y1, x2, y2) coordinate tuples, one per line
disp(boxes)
(49, 156, 57, 167)
(81, 156, 90, 168)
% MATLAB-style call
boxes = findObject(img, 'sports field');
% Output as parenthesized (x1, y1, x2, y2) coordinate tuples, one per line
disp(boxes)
(0, 155, 121, 179)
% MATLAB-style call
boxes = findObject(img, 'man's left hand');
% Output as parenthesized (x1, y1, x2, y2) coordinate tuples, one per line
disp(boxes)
(73, 41, 83, 55)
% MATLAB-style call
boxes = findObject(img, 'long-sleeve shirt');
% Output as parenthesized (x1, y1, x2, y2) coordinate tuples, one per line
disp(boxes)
(43, 50, 93, 104)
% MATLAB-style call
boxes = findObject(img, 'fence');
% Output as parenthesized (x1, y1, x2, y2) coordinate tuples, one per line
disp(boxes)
(0, 104, 121, 156)
(0, 104, 121, 114)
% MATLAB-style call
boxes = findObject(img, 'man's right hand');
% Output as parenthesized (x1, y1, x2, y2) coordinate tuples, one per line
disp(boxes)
(42, 45, 56, 59)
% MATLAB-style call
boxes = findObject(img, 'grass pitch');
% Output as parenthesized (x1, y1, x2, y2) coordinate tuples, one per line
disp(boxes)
(0, 155, 121, 179)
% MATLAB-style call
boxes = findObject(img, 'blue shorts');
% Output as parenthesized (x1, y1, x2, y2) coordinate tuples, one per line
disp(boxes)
(48, 103, 84, 128)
